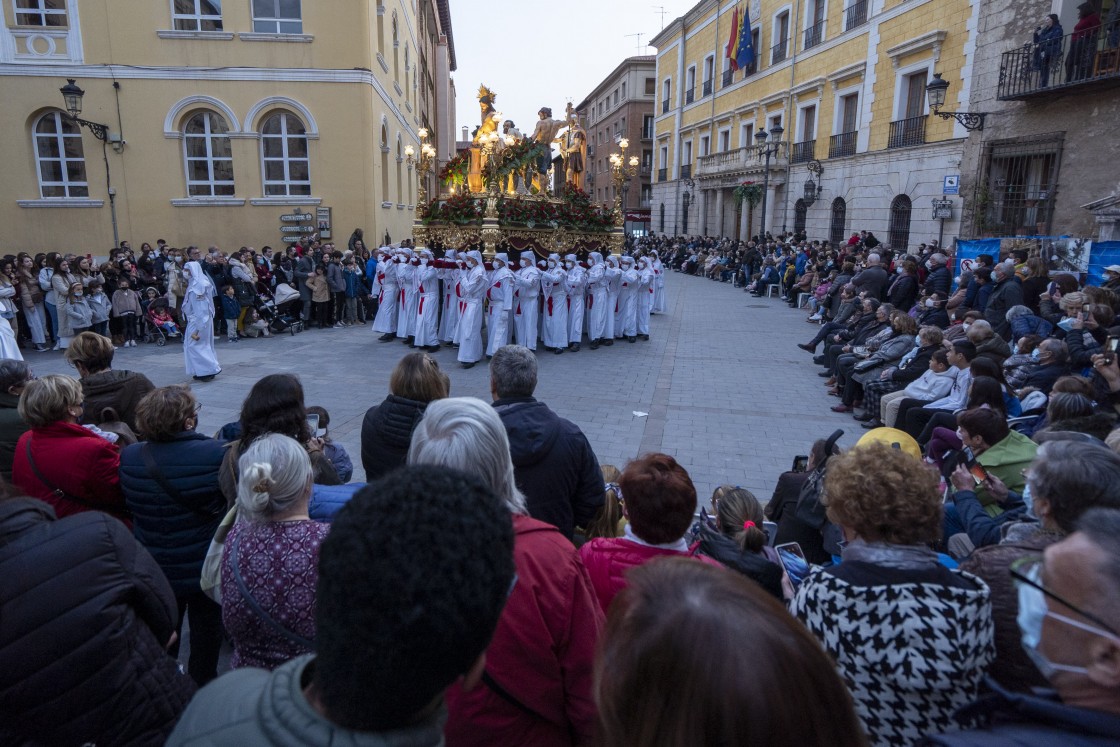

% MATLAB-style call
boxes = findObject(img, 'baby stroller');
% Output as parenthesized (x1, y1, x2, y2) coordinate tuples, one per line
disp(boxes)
(142, 298, 184, 347)
(263, 283, 304, 335)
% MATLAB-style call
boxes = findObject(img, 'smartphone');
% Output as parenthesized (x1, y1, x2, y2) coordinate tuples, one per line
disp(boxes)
(791, 455, 809, 473)
(1106, 335, 1119, 365)
(775, 542, 811, 588)
(961, 446, 988, 486)
(306, 414, 319, 435)
(1047, 281, 1057, 296)
(1083, 302, 1092, 315)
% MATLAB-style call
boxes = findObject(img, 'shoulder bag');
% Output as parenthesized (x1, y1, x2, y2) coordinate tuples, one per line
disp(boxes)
(24, 437, 132, 521)
(229, 531, 315, 649)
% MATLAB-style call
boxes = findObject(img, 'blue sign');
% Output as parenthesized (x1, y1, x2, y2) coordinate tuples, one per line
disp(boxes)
(943, 175, 960, 195)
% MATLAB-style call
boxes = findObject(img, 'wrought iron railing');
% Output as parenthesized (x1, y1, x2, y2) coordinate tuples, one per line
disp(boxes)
(997, 24, 1120, 99)
(791, 140, 816, 163)
(722, 69, 734, 87)
(887, 115, 927, 149)
(771, 39, 789, 65)
(680, 164, 692, 179)
(685, 87, 695, 104)
(702, 80, 713, 96)
(804, 21, 825, 50)
(657, 167, 667, 182)
(829, 131, 857, 157)
(662, 98, 670, 113)
(844, 0, 868, 30)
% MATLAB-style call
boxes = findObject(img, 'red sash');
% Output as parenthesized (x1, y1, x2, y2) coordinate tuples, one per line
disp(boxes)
(547, 297, 553, 316)
(587, 293, 593, 309)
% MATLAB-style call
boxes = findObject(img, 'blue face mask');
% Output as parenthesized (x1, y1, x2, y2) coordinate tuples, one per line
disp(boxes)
(1012, 344, 1020, 355)
(1022, 483, 1035, 519)
(1057, 317, 1075, 332)
(914, 334, 922, 346)
(1031, 348, 1042, 361)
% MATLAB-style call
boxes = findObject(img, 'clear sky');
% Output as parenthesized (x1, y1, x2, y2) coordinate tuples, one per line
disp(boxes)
(449, 0, 699, 141)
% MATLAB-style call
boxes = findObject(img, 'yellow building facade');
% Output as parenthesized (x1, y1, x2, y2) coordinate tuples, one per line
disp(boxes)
(0, 0, 456, 253)
(651, 0, 979, 250)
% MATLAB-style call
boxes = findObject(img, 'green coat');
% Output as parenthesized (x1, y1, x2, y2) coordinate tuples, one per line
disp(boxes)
(977, 429, 1038, 516)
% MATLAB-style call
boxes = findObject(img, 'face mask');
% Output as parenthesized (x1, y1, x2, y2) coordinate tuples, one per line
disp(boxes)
(420, 259, 428, 266)
(566, 261, 575, 269)
(74, 291, 83, 298)
(954, 276, 962, 284)
(1031, 348, 1042, 361)
(1012, 344, 1020, 355)
(548, 261, 557, 268)
(1057, 317, 1076, 332)
(925, 298, 935, 308)
(925, 261, 933, 270)
(914, 334, 922, 346)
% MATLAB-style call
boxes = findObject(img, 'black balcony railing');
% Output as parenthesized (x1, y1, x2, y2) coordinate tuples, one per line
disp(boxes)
(844, 0, 868, 30)
(680, 164, 692, 179)
(887, 115, 927, 149)
(998, 24, 1120, 100)
(702, 79, 713, 96)
(662, 98, 670, 113)
(791, 140, 816, 163)
(685, 87, 695, 104)
(657, 167, 668, 182)
(742, 58, 758, 77)
(642, 127, 653, 139)
(640, 165, 652, 177)
(722, 69, 734, 87)
(771, 39, 789, 65)
(829, 131, 857, 158)
(804, 20, 824, 50)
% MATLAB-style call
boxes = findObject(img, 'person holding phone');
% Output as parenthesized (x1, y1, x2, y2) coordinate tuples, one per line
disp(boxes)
(790, 442, 994, 747)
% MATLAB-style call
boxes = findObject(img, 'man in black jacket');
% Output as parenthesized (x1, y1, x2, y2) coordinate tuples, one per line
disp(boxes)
(923, 252, 952, 299)
(490, 345, 604, 539)
(851, 252, 889, 300)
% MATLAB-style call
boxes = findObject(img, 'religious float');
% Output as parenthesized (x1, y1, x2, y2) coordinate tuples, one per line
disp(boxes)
(407, 85, 638, 258)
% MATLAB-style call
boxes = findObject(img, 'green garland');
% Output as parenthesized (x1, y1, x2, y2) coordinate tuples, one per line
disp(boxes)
(733, 181, 764, 207)
(438, 151, 471, 189)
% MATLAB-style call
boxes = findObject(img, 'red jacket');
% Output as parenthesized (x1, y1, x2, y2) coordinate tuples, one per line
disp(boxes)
(579, 535, 721, 612)
(12, 421, 127, 526)
(444, 515, 603, 747)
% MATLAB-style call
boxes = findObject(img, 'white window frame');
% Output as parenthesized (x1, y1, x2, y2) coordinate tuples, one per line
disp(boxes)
(33, 111, 88, 198)
(703, 54, 715, 83)
(832, 87, 861, 135)
(13, 0, 67, 27)
(659, 145, 668, 169)
(251, 0, 302, 34)
(892, 62, 931, 121)
(740, 120, 755, 148)
(260, 111, 311, 197)
(171, 0, 223, 31)
(682, 139, 693, 165)
(662, 78, 671, 106)
(718, 128, 731, 151)
(183, 111, 235, 197)
(771, 5, 793, 59)
(686, 65, 696, 92)
(797, 101, 819, 143)
(803, 0, 828, 40)
(699, 134, 710, 157)
(621, 81, 627, 100)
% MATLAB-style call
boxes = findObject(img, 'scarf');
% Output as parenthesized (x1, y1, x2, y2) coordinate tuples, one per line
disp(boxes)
(841, 540, 940, 570)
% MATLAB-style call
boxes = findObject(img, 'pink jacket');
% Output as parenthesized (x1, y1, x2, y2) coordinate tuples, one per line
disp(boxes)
(444, 515, 603, 747)
(579, 535, 721, 613)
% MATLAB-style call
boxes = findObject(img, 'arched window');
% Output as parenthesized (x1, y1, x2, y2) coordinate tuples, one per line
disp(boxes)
(794, 198, 807, 235)
(888, 194, 913, 253)
(183, 111, 234, 196)
(34, 111, 89, 198)
(829, 197, 847, 246)
(261, 111, 310, 196)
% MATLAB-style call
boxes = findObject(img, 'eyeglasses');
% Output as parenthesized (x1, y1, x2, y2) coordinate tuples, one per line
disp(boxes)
(1010, 555, 1120, 638)
(194, 402, 203, 414)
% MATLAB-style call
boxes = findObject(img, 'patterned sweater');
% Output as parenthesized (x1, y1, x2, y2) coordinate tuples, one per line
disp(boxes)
(791, 565, 995, 747)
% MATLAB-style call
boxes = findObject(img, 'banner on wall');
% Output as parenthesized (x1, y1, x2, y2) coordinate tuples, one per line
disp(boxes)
(1087, 241, 1120, 287)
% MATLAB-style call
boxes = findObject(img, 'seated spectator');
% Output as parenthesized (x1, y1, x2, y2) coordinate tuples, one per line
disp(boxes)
(832, 310, 917, 413)
(1066, 302, 1115, 370)
(0, 491, 196, 745)
(820, 298, 887, 376)
(950, 407, 1037, 515)
(221, 433, 328, 670)
(408, 396, 602, 747)
(924, 508, 1120, 744)
(896, 340, 977, 437)
(580, 453, 720, 611)
(361, 351, 449, 481)
(11, 374, 127, 525)
(306, 405, 353, 482)
(766, 439, 834, 564)
(1005, 304, 1053, 340)
(596, 558, 866, 747)
(695, 485, 785, 599)
(791, 442, 995, 746)
(0, 359, 31, 480)
(916, 292, 951, 329)
(798, 284, 858, 352)
(1004, 333, 1043, 388)
(1018, 338, 1070, 396)
(64, 331, 155, 433)
(858, 325, 943, 426)
(943, 309, 982, 343)
(875, 348, 956, 429)
(120, 385, 226, 686)
(169, 466, 517, 747)
(1034, 390, 1116, 441)
(968, 319, 1011, 365)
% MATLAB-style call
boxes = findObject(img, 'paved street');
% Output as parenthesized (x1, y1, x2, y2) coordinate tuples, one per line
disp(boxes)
(28, 271, 857, 503)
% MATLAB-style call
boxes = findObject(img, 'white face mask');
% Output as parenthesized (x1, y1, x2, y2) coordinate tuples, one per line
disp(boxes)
(565, 261, 575, 269)
(522, 259, 532, 268)
(896, 266, 904, 274)
(963, 322, 971, 331)
(548, 260, 557, 268)
(925, 298, 935, 308)
(420, 258, 428, 266)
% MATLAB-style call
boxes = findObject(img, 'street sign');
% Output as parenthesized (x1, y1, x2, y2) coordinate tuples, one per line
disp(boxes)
(943, 175, 959, 195)
(281, 235, 301, 243)
(280, 212, 313, 222)
(932, 198, 954, 220)
(280, 225, 314, 234)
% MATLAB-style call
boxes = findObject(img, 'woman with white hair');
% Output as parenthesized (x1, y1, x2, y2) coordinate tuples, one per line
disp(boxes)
(412, 248, 440, 352)
(408, 397, 603, 746)
(220, 433, 327, 671)
(182, 261, 220, 382)
(485, 253, 514, 357)
(540, 253, 568, 353)
(457, 251, 487, 368)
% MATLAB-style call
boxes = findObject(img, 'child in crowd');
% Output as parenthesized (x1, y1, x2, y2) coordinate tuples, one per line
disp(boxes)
(241, 308, 271, 338)
(65, 282, 93, 336)
(219, 285, 241, 343)
(305, 405, 352, 482)
(86, 280, 111, 338)
(148, 304, 181, 337)
(305, 266, 331, 329)
(111, 277, 141, 348)
(140, 287, 161, 317)
(579, 464, 624, 544)
(342, 258, 363, 325)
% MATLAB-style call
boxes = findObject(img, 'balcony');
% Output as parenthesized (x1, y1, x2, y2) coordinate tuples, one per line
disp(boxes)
(887, 115, 927, 149)
(742, 58, 758, 77)
(642, 127, 654, 140)
(680, 164, 692, 179)
(791, 140, 816, 163)
(829, 131, 857, 158)
(722, 69, 734, 87)
(695, 143, 789, 178)
(702, 79, 713, 96)
(640, 165, 652, 177)
(657, 167, 668, 182)
(997, 25, 1120, 100)
(662, 98, 670, 113)
(844, 0, 868, 30)
(804, 20, 824, 50)
(771, 39, 789, 65)
(685, 87, 695, 104)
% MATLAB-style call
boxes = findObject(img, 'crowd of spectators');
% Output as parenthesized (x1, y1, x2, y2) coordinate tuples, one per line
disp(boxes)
(4, 224, 1120, 745)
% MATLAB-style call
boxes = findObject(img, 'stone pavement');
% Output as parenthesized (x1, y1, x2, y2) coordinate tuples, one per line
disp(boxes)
(28, 271, 859, 504)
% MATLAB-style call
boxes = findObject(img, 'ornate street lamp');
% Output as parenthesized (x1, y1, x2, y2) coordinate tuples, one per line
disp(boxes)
(405, 127, 437, 245)
(754, 124, 783, 240)
(803, 159, 824, 206)
(925, 73, 987, 131)
(58, 78, 120, 248)
(608, 137, 640, 253)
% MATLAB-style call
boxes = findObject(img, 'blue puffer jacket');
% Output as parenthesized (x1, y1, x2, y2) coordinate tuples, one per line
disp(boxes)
(119, 431, 227, 597)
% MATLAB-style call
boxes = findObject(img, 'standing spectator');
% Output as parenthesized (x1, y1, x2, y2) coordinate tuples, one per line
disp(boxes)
(17, 253, 47, 351)
(294, 248, 314, 322)
(220, 284, 241, 343)
(409, 397, 603, 747)
(51, 257, 79, 349)
(1032, 14, 1064, 87)
(0, 493, 196, 746)
(111, 276, 142, 347)
(791, 443, 994, 746)
(596, 559, 865, 747)
(120, 385, 226, 685)
(64, 331, 154, 433)
(985, 262, 1024, 340)
(325, 251, 346, 327)
(1066, 2, 1101, 82)
(86, 280, 111, 338)
(0, 359, 31, 481)
(305, 266, 331, 329)
(490, 345, 603, 540)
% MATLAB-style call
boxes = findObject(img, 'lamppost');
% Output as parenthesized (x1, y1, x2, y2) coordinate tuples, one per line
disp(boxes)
(754, 125, 783, 242)
(59, 79, 122, 248)
(802, 159, 824, 207)
(925, 73, 987, 131)
(680, 176, 695, 235)
(404, 127, 437, 245)
(609, 137, 639, 253)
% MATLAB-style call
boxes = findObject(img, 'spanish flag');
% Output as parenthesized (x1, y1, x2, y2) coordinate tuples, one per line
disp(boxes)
(725, 5, 741, 72)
